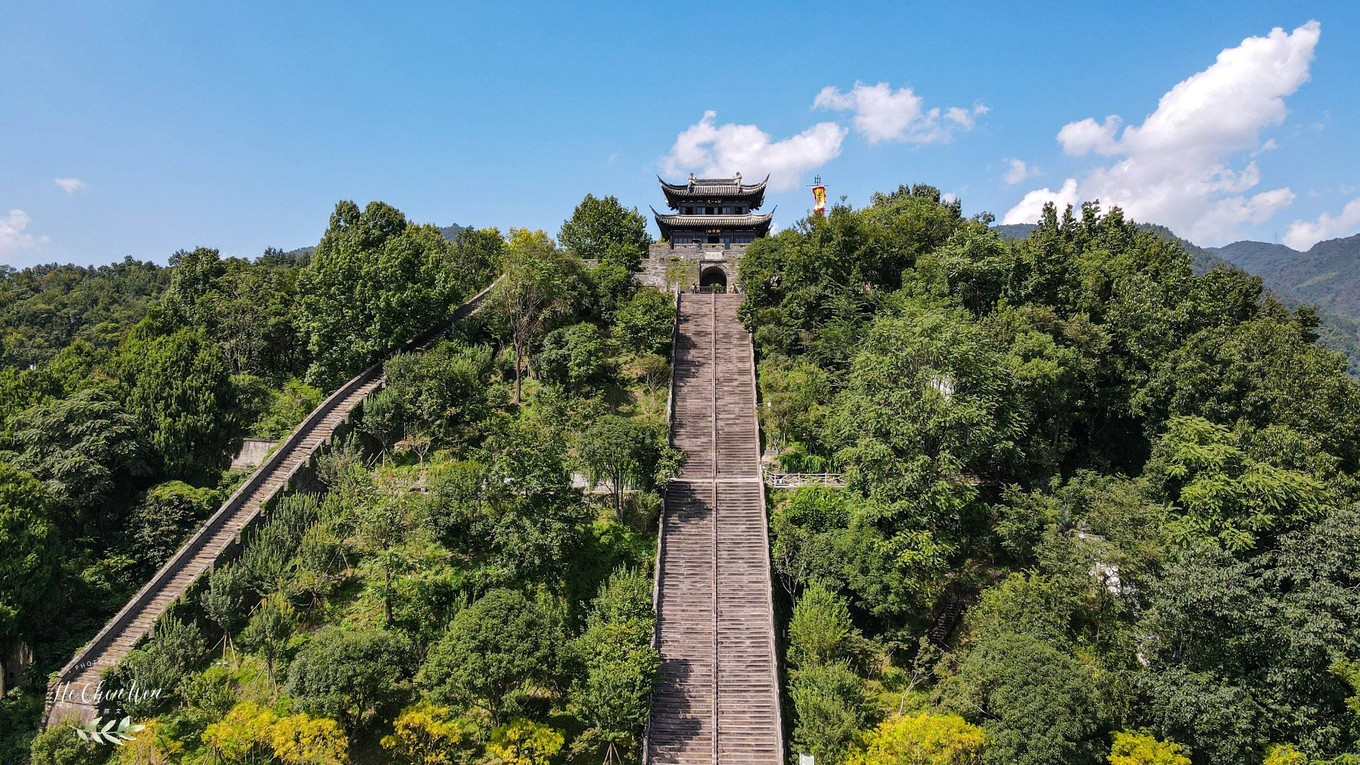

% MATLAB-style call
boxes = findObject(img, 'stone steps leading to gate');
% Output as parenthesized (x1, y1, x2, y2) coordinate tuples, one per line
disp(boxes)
(647, 292, 783, 764)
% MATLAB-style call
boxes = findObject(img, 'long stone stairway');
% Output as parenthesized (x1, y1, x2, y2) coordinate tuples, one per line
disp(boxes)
(646, 292, 783, 764)
(44, 282, 497, 726)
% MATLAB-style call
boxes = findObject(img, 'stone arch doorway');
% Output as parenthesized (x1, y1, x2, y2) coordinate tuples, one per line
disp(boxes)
(699, 266, 728, 293)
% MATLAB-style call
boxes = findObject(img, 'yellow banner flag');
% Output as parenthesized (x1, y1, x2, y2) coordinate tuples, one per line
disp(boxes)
(812, 185, 827, 216)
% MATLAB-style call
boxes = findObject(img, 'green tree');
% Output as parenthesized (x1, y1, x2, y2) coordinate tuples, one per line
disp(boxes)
(357, 492, 416, 625)
(419, 588, 560, 725)
(769, 487, 853, 597)
(163, 247, 227, 323)
(788, 583, 861, 670)
(450, 226, 506, 290)
(431, 416, 589, 588)
(1145, 416, 1333, 552)
(485, 229, 587, 403)
(163, 248, 310, 382)
(759, 355, 831, 455)
(360, 386, 406, 459)
(558, 194, 652, 272)
(612, 288, 674, 356)
(0, 464, 58, 664)
(569, 569, 660, 764)
(577, 415, 664, 518)
(130, 480, 220, 566)
(200, 563, 249, 653)
(537, 322, 614, 388)
(117, 325, 241, 484)
(251, 378, 322, 439)
(1136, 530, 1360, 761)
(27, 723, 104, 765)
(790, 661, 868, 764)
(941, 630, 1099, 765)
(240, 594, 294, 686)
(3, 388, 151, 535)
(298, 200, 473, 388)
(117, 615, 208, 716)
(286, 626, 412, 732)
(383, 338, 495, 447)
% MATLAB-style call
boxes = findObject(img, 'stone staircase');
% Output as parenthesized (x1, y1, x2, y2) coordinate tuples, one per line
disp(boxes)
(44, 282, 498, 726)
(646, 292, 783, 764)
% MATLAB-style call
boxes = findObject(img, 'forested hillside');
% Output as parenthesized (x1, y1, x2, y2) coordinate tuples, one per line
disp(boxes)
(4, 186, 1360, 765)
(747, 188, 1360, 765)
(1000, 223, 1360, 375)
(1212, 235, 1360, 375)
(0, 204, 502, 763)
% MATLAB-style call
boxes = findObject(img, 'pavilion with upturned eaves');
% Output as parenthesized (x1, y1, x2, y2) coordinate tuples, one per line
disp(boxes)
(639, 173, 775, 292)
(652, 173, 774, 247)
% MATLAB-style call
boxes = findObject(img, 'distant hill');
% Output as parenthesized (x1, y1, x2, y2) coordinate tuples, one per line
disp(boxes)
(992, 223, 1036, 241)
(1210, 234, 1360, 318)
(273, 223, 467, 264)
(994, 222, 1360, 374)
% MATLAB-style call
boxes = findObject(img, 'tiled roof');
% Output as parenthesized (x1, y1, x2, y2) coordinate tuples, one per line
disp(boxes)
(659, 174, 769, 209)
(653, 208, 774, 237)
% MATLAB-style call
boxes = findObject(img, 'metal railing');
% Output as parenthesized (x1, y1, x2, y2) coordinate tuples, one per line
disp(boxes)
(763, 472, 847, 489)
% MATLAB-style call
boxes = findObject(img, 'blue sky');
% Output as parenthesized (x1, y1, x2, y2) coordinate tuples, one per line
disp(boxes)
(3, 2, 1359, 268)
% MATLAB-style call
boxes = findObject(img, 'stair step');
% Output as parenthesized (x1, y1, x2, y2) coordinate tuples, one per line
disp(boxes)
(649, 293, 781, 764)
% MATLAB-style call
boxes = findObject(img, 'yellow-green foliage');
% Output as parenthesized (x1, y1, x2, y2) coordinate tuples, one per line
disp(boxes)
(845, 712, 985, 765)
(1108, 732, 1191, 765)
(202, 701, 275, 762)
(113, 719, 182, 764)
(381, 703, 477, 765)
(1262, 744, 1308, 765)
(203, 701, 347, 764)
(487, 718, 565, 765)
(270, 713, 348, 764)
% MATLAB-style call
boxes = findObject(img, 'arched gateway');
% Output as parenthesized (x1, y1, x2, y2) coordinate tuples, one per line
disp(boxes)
(699, 265, 728, 292)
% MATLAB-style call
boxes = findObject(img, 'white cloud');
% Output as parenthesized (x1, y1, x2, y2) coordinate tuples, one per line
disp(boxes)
(54, 177, 88, 194)
(0, 210, 50, 263)
(1004, 21, 1320, 243)
(1057, 116, 1122, 156)
(813, 82, 986, 144)
(1003, 159, 1035, 185)
(1001, 179, 1080, 225)
(1284, 198, 1360, 250)
(663, 110, 847, 192)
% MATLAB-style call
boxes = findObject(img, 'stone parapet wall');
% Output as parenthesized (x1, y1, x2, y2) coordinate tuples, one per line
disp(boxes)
(637, 242, 748, 290)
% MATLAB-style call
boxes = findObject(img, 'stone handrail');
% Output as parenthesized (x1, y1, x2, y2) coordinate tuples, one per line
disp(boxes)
(746, 312, 786, 765)
(45, 278, 499, 723)
(642, 286, 681, 762)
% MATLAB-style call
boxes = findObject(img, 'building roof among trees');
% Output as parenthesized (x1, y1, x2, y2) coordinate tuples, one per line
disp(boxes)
(659, 173, 768, 209)
(651, 208, 775, 238)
